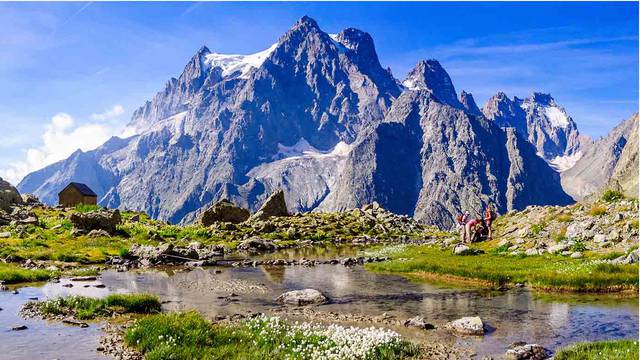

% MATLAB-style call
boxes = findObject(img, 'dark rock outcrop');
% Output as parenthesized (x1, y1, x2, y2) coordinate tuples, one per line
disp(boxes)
(199, 199, 250, 225)
(250, 190, 289, 221)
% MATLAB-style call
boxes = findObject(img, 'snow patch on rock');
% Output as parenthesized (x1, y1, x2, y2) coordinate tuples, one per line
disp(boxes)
(549, 151, 582, 172)
(205, 43, 278, 79)
(273, 138, 352, 161)
(544, 106, 570, 128)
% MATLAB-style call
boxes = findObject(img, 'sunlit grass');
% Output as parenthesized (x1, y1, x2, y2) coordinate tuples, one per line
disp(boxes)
(35, 294, 161, 320)
(366, 245, 638, 292)
(554, 339, 638, 360)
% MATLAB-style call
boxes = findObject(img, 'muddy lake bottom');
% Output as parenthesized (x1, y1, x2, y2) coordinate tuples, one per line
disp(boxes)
(1, 247, 638, 359)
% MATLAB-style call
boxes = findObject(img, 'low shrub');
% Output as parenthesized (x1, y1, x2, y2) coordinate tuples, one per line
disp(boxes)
(601, 189, 624, 203)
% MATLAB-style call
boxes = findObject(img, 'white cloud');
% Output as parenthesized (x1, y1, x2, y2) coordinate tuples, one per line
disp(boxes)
(91, 104, 124, 121)
(1, 111, 119, 185)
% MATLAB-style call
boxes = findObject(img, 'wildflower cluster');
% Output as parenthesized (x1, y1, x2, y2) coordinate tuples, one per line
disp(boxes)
(246, 315, 413, 360)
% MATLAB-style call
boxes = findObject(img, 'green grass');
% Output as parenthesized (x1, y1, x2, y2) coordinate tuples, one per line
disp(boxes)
(125, 312, 420, 360)
(74, 204, 102, 213)
(366, 245, 639, 292)
(0, 263, 56, 284)
(554, 339, 638, 360)
(601, 189, 625, 203)
(36, 294, 161, 320)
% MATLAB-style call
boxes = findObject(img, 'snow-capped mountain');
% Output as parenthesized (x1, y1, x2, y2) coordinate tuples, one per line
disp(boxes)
(482, 92, 589, 170)
(18, 16, 578, 227)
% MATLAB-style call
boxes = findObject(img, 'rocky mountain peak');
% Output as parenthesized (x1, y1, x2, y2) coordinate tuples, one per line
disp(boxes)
(529, 92, 554, 105)
(335, 28, 375, 55)
(460, 90, 481, 115)
(402, 60, 461, 108)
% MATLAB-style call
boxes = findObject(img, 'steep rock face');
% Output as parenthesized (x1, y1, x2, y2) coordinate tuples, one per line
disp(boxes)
(483, 92, 587, 166)
(402, 60, 462, 109)
(608, 115, 639, 198)
(460, 91, 481, 116)
(18, 16, 400, 223)
(321, 63, 572, 227)
(562, 114, 638, 199)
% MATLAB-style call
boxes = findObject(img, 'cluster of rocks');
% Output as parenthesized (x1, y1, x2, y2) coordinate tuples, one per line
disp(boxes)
(20, 301, 88, 328)
(350, 202, 423, 234)
(228, 256, 390, 268)
(109, 241, 226, 269)
(505, 342, 550, 360)
(199, 190, 289, 226)
(98, 323, 144, 360)
(492, 200, 638, 257)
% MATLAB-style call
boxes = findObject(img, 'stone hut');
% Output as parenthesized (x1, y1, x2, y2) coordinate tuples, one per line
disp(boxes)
(58, 182, 97, 207)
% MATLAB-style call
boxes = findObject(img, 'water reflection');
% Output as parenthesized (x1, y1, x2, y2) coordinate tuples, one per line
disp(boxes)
(0, 264, 637, 359)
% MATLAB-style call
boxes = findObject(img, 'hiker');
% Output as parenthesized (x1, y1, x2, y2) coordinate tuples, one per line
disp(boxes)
(484, 205, 497, 240)
(465, 217, 486, 243)
(455, 211, 470, 242)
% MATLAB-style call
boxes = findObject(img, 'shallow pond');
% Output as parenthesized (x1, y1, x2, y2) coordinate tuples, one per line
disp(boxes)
(1, 255, 637, 359)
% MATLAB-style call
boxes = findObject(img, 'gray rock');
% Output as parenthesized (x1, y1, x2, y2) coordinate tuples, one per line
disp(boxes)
(593, 234, 607, 243)
(87, 229, 111, 238)
(199, 200, 250, 225)
(237, 237, 276, 253)
(250, 190, 289, 221)
(452, 244, 472, 255)
(547, 243, 570, 254)
(0, 177, 22, 211)
(275, 289, 328, 306)
(70, 209, 121, 234)
(446, 316, 484, 335)
(0, 232, 10, 238)
(570, 252, 583, 259)
(505, 343, 550, 360)
(403, 316, 435, 330)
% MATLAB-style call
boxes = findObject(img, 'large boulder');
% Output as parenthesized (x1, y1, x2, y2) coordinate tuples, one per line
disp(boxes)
(237, 237, 276, 253)
(446, 316, 485, 335)
(70, 209, 121, 234)
(250, 190, 289, 221)
(199, 200, 250, 226)
(276, 289, 328, 306)
(0, 177, 22, 211)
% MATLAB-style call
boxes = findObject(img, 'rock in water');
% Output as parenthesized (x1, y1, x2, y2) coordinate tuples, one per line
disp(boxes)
(403, 316, 436, 330)
(250, 190, 289, 221)
(446, 316, 485, 335)
(505, 343, 550, 360)
(70, 209, 122, 234)
(0, 177, 22, 211)
(237, 237, 276, 253)
(276, 289, 328, 306)
(199, 199, 250, 225)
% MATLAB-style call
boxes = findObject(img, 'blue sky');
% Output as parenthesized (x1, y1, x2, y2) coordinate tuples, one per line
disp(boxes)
(0, 1, 637, 184)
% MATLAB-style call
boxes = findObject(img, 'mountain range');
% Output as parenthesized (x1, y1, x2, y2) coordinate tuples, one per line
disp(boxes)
(17, 16, 636, 228)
